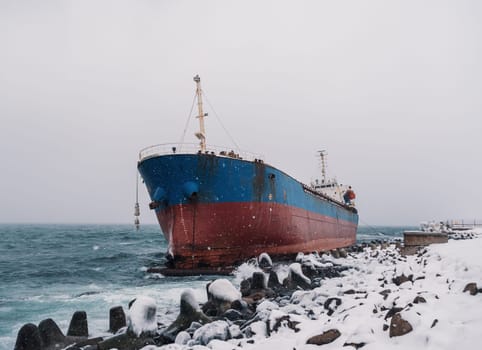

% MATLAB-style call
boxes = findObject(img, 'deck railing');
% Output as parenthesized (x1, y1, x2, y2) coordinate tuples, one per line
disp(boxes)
(139, 143, 264, 163)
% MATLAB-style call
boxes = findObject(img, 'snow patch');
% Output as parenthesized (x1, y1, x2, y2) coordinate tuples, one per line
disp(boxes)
(208, 279, 241, 302)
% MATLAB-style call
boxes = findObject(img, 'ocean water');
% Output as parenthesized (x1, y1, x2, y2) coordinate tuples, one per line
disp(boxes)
(0, 224, 412, 350)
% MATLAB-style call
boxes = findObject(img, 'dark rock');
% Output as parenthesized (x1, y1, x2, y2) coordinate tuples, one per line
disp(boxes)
(330, 249, 340, 259)
(269, 315, 300, 334)
(201, 300, 218, 317)
(222, 309, 244, 321)
(323, 297, 342, 316)
(384, 307, 403, 320)
(268, 271, 281, 289)
(14, 323, 42, 350)
(431, 319, 438, 328)
(301, 265, 318, 280)
(338, 248, 348, 258)
(306, 329, 341, 345)
(109, 306, 126, 333)
(379, 289, 391, 300)
(231, 299, 248, 312)
(68, 311, 88, 337)
(463, 282, 478, 295)
(251, 272, 267, 290)
(392, 274, 412, 286)
(382, 324, 389, 331)
(389, 313, 413, 338)
(240, 279, 252, 297)
(284, 264, 312, 290)
(38, 318, 67, 348)
(413, 296, 426, 304)
(343, 342, 366, 349)
(343, 289, 356, 295)
(258, 253, 273, 270)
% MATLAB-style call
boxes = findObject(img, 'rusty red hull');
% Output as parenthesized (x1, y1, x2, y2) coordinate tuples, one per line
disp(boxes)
(138, 153, 358, 272)
(157, 201, 357, 269)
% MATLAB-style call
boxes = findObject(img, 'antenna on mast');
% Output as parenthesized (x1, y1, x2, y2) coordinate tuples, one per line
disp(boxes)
(317, 150, 327, 184)
(193, 75, 207, 152)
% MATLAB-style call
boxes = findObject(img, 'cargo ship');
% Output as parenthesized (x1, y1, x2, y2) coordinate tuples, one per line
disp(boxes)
(137, 75, 358, 272)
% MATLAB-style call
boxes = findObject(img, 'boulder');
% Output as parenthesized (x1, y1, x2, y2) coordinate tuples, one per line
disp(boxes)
(338, 248, 348, 258)
(240, 279, 252, 297)
(241, 272, 276, 301)
(269, 315, 300, 334)
(109, 306, 126, 333)
(162, 289, 211, 342)
(413, 296, 426, 304)
(67, 311, 88, 337)
(38, 318, 72, 349)
(222, 309, 244, 321)
(392, 274, 412, 286)
(268, 271, 281, 289)
(463, 282, 478, 295)
(258, 253, 273, 270)
(251, 272, 267, 290)
(384, 307, 404, 320)
(323, 297, 342, 316)
(389, 313, 413, 338)
(192, 320, 231, 345)
(207, 279, 241, 315)
(14, 323, 42, 350)
(174, 331, 191, 345)
(379, 289, 391, 300)
(306, 329, 341, 345)
(127, 296, 158, 336)
(284, 263, 311, 290)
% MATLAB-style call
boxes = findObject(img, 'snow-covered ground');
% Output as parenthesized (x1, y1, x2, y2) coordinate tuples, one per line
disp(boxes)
(141, 229, 482, 350)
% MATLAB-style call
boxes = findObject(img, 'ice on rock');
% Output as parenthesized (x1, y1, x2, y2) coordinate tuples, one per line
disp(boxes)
(258, 252, 273, 267)
(174, 330, 191, 345)
(192, 320, 230, 345)
(296, 252, 328, 268)
(288, 263, 311, 284)
(181, 288, 200, 312)
(128, 296, 158, 336)
(208, 279, 241, 302)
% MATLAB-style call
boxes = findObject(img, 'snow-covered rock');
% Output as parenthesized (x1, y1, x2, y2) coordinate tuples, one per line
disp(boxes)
(208, 279, 241, 302)
(192, 320, 231, 345)
(128, 296, 158, 336)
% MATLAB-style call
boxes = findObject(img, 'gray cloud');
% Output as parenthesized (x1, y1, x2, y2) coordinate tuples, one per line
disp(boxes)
(1, 0, 481, 225)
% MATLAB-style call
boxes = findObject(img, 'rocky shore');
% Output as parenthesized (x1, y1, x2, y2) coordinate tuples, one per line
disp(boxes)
(14, 230, 482, 350)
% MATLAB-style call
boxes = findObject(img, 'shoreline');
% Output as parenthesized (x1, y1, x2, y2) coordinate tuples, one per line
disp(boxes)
(12, 229, 482, 350)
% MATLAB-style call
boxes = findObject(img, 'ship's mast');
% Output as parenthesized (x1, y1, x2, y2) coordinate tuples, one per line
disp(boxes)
(193, 75, 207, 152)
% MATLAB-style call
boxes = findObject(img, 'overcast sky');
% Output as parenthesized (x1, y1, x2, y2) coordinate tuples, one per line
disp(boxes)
(1, 0, 481, 226)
